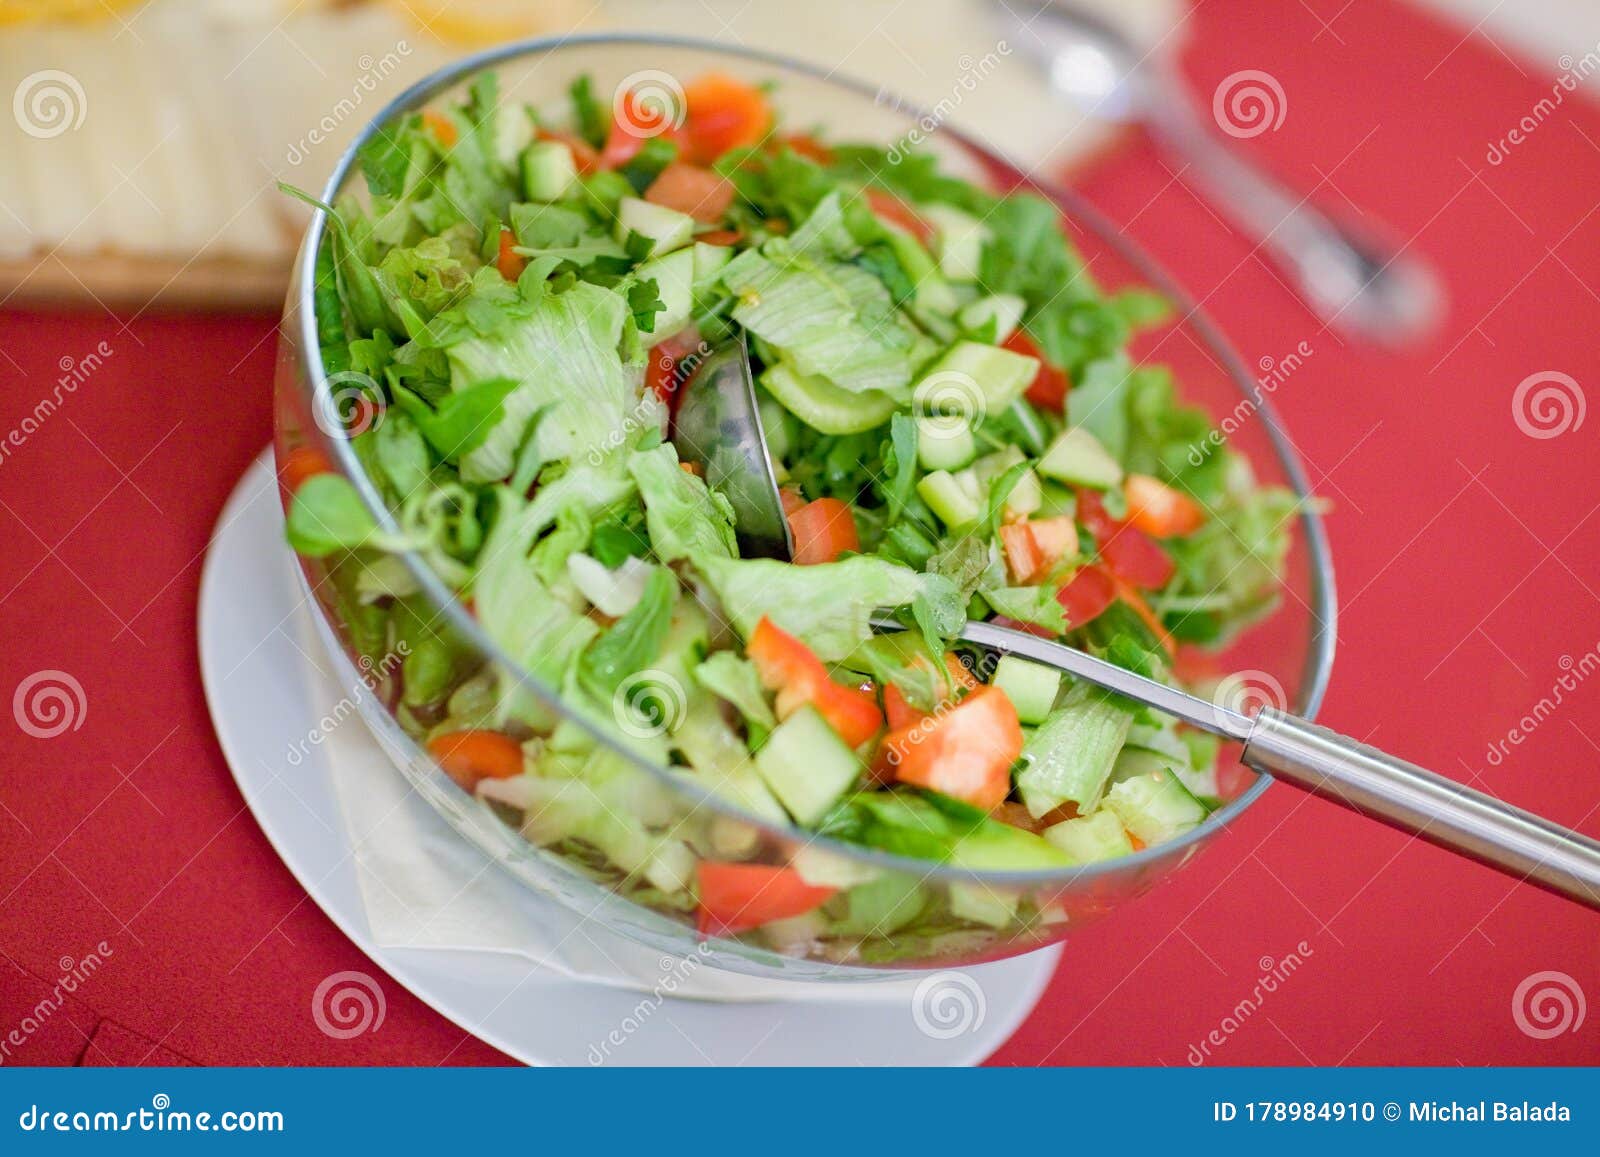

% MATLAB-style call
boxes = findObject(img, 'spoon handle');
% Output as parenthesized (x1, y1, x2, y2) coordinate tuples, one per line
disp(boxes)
(1244, 708, 1600, 911)
(1143, 82, 1443, 347)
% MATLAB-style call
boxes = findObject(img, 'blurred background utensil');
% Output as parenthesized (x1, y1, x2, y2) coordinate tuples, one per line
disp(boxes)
(994, 0, 1446, 346)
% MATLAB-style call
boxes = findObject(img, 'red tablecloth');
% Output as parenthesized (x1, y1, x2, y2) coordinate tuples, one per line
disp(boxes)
(2, 0, 1597, 1066)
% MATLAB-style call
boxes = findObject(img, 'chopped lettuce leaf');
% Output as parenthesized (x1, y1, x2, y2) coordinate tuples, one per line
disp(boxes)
(695, 554, 931, 661)
(625, 444, 738, 564)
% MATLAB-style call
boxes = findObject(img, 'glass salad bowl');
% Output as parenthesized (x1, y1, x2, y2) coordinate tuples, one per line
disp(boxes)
(271, 34, 1336, 979)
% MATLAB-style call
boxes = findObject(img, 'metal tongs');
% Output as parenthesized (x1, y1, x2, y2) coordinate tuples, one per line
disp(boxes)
(673, 337, 1600, 910)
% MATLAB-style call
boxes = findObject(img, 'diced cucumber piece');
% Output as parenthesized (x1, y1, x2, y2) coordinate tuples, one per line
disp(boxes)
(494, 105, 535, 168)
(952, 819, 1072, 872)
(949, 883, 1018, 928)
(634, 248, 696, 347)
(615, 196, 695, 256)
(917, 469, 982, 531)
(992, 655, 1062, 725)
(671, 697, 789, 826)
(761, 362, 898, 434)
(881, 224, 961, 315)
(833, 875, 929, 936)
(915, 417, 977, 470)
(692, 241, 732, 284)
(1102, 770, 1209, 845)
(753, 705, 862, 826)
(922, 204, 991, 282)
(757, 395, 795, 464)
(1016, 680, 1133, 817)
(1043, 810, 1135, 863)
(1004, 469, 1043, 518)
(958, 293, 1027, 343)
(912, 341, 1038, 415)
(1037, 426, 1123, 489)
(974, 446, 1042, 519)
(520, 139, 579, 201)
(1110, 746, 1179, 785)
(791, 844, 880, 889)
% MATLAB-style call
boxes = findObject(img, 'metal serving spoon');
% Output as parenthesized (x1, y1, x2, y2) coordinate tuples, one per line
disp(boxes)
(673, 342, 1600, 910)
(992, 0, 1444, 348)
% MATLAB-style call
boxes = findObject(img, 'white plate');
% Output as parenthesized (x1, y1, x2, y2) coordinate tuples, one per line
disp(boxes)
(197, 452, 1061, 1066)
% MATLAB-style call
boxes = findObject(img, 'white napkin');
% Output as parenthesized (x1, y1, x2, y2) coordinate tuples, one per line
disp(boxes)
(300, 608, 923, 1003)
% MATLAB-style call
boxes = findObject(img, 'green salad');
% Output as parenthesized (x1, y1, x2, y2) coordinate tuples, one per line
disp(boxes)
(282, 68, 1300, 953)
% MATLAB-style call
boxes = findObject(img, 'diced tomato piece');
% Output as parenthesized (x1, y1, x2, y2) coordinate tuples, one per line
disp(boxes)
(646, 330, 704, 413)
(746, 618, 883, 748)
(864, 188, 932, 243)
(696, 861, 836, 936)
(881, 654, 974, 731)
(645, 162, 736, 223)
(1029, 515, 1079, 566)
(645, 345, 679, 404)
(1055, 564, 1117, 628)
(682, 72, 772, 163)
(495, 227, 525, 281)
(278, 445, 332, 495)
(696, 228, 742, 246)
(778, 486, 808, 518)
(877, 686, 1023, 812)
(1123, 473, 1206, 537)
(882, 683, 924, 732)
(421, 109, 457, 148)
(781, 133, 834, 164)
(1000, 521, 1045, 584)
(536, 128, 600, 174)
(1000, 516, 1079, 584)
(787, 497, 859, 565)
(1077, 489, 1175, 590)
(426, 730, 524, 791)
(945, 653, 979, 693)
(599, 113, 686, 169)
(1002, 330, 1070, 411)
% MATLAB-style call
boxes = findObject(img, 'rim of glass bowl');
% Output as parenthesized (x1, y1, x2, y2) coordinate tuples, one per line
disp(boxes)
(296, 31, 1338, 891)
